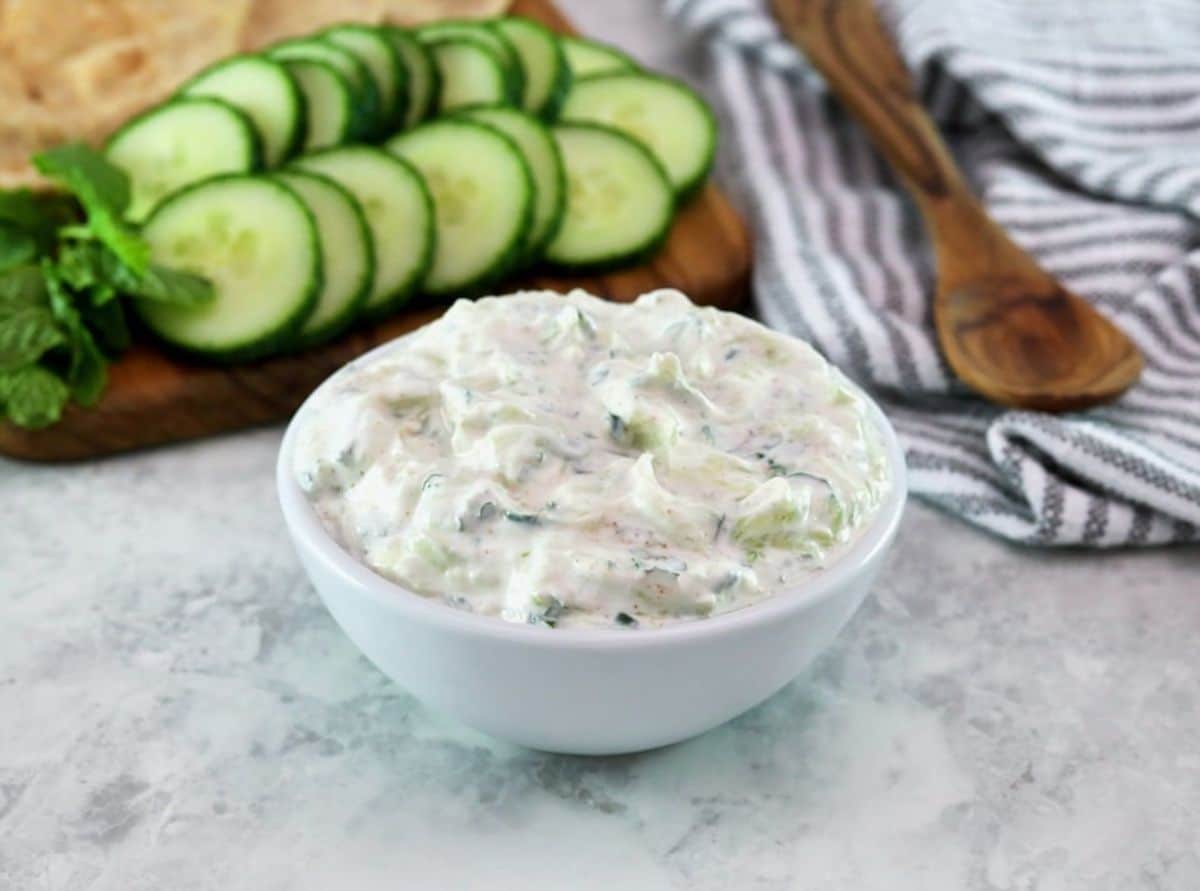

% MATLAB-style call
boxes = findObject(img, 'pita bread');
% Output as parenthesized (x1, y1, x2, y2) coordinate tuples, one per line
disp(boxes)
(240, 0, 386, 50)
(379, 0, 510, 26)
(237, 0, 509, 46)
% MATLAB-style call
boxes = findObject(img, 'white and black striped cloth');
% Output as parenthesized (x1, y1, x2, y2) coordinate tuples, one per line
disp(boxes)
(667, 0, 1200, 546)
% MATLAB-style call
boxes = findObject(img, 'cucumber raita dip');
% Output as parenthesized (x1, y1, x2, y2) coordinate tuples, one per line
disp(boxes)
(294, 289, 890, 629)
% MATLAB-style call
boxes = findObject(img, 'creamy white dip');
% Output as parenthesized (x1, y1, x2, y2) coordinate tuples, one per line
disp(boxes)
(294, 289, 890, 629)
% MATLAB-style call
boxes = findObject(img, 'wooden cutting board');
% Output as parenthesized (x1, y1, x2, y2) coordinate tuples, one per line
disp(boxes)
(0, 0, 751, 463)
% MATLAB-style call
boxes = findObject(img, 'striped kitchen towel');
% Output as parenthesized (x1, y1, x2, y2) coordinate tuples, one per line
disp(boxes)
(666, 0, 1200, 547)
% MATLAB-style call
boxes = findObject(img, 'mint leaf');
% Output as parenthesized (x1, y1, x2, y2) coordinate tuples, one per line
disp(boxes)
(0, 224, 37, 272)
(0, 189, 76, 255)
(0, 266, 48, 309)
(0, 189, 49, 228)
(32, 143, 149, 275)
(68, 215, 148, 276)
(0, 188, 77, 230)
(42, 258, 77, 322)
(124, 263, 214, 305)
(0, 364, 70, 428)
(66, 324, 107, 405)
(89, 281, 118, 307)
(32, 144, 129, 214)
(0, 305, 63, 371)
(56, 239, 104, 291)
(81, 299, 130, 354)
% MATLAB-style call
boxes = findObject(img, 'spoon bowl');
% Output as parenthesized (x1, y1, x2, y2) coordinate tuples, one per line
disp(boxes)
(937, 274, 1143, 412)
(930, 202, 1143, 411)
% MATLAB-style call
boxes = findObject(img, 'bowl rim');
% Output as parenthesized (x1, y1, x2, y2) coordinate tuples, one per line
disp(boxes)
(276, 326, 908, 651)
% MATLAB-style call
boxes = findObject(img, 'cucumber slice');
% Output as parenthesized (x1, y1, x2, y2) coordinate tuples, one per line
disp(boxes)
(105, 97, 261, 223)
(417, 20, 523, 104)
(268, 38, 381, 139)
(292, 146, 433, 317)
(180, 55, 304, 166)
(383, 27, 439, 128)
(544, 123, 672, 271)
(492, 17, 571, 119)
(137, 175, 320, 361)
(425, 38, 509, 114)
(273, 170, 373, 348)
(458, 106, 564, 263)
(324, 24, 407, 131)
(283, 60, 355, 151)
(386, 119, 532, 295)
(560, 36, 637, 78)
(559, 72, 716, 198)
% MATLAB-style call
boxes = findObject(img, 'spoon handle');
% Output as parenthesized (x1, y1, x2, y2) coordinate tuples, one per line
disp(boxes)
(769, 0, 986, 234)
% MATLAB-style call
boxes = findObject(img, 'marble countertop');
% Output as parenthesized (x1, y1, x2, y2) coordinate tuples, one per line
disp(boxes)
(3, 4, 1199, 889)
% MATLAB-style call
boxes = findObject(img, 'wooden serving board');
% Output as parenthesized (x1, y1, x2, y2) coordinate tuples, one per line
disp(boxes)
(0, 0, 751, 463)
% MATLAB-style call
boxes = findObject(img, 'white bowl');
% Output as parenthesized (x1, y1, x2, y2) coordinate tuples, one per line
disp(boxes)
(277, 339, 907, 755)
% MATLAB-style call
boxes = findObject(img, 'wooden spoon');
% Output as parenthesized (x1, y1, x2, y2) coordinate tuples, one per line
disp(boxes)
(769, 0, 1142, 412)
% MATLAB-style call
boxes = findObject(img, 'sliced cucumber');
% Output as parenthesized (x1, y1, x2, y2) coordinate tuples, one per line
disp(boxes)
(268, 38, 381, 139)
(137, 175, 320, 361)
(180, 54, 304, 167)
(384, 27, 439, 128)
(105, 97, 261, 222)
(492, 17, 570, 119)
(292, 146, 433, 317)
(458, 106, 564, 264)
(273, 170, 373, 348)
(284, 59, 355, 151)
(324, 24, 407, 131)
(560, 36, 637, 79)
(417, 20, 523, 105)
(386, 119, 532, 295)
(559, 72, 716, 198)
(544, 123, 672, 271)
(425, 38, 509, 114)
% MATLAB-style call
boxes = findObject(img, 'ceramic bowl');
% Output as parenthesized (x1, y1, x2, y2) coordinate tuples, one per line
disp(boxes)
(277, 339, 907, 755)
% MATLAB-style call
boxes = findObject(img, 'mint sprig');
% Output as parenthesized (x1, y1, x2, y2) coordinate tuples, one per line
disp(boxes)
(0, 143, 214, 430)
(33, 143, 149, 274)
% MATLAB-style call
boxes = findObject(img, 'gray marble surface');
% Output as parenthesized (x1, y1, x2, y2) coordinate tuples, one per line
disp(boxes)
(3, 3, 1200, 889)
